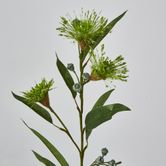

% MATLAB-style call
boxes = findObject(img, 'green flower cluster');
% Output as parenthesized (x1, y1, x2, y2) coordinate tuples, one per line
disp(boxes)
(56, 9, 108, 50)
(23, 79, 54, 104)
(90, 45, 128, 81)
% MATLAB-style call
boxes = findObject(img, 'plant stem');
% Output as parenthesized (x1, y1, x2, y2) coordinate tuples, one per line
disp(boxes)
(79, 65, 84, 166)
(73, 70, 80, 83)
(116, 161, 122, 165)
(74, 98, 81, 113)
(49, 106, 80, 153)
(79, 48, 85, 166)
(82, 52, 93, 69)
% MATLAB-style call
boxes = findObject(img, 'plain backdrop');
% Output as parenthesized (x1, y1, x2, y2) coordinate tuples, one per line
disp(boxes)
(0, 0, 166, 165)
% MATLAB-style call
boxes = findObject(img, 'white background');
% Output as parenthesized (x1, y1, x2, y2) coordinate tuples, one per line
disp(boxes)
(0, 0, 166, 165)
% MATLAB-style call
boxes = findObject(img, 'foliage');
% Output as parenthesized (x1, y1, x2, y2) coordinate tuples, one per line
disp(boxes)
(12, 9, 130, 166)
(12, 92, 53, 123)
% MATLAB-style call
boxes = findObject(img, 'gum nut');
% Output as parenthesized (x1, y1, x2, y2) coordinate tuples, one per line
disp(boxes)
(73, 83, 82, 93)
(109, 160, 116, 166)
(100, 157, 104, 163)
(101, 148, 108, 156)
(95, 156, 103, 164)
(67, 63, 74, 71)
(83, 73, 90, 81)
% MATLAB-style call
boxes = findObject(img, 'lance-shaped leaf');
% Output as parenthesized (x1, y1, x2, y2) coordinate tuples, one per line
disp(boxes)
(23, 121, 69, 166)
(32, 150, 56, 166)
(56, 56, 77, 98)
(82, 11, 127, 61)
(85, 103, 131, 140)
(92, 89, 114, 109)
(12, 92, 52, 123)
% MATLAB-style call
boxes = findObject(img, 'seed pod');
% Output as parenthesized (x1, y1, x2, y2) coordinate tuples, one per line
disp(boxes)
(73, 83, 82, 93)
(40, 93, 50, 108)
(108, 159, 116, 166)
(90, 73, 103, 81)
(67, 63, 74, 71)
(94, 156, 104, 164)
(101, 147, 108, 156)
(83, 72, 90, 82)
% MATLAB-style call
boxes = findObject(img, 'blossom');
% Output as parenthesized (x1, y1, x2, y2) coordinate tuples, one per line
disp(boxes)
(56, 9, 108, 50)
(22, 79, 54, 107)
(90, 45, 128, 82)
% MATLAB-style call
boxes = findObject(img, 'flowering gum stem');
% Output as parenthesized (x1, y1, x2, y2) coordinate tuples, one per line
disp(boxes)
(49, 106, 80, 153)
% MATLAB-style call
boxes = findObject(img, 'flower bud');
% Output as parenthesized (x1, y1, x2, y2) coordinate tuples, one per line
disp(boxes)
(101, 147, 108, 156)
(94, 156, 104, 164)
(108, 159, 116, 166)
(83, 72, 90, 82)
(67, 63, 74, 71)
(100, 156, 104, 163)
(73, 83, 82, 93)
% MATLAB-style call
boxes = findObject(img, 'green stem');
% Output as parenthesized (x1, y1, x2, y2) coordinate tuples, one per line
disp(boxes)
(52, 123, 65, 132)
(74, 98, 81, 113)
(79, 65, 84, 166)
(79, 47, 85, 166)
(73, 70, 80, 83)
(82, 51, 93, 69)
(116, 161, 122, 165)
(49, 106, 80, 153)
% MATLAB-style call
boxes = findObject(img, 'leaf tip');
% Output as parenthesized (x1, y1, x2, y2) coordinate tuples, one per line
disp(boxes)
(128, 107, 131, 111)
(11, 91, 16, 97)
(124, 105, 131, 111)
(124, 10, 128, 14)
(55, 52, 59, 59)
(31, 149, 35, 154)
(110, 88, 115, 92)
(21, 119, 29, 129)
(119, 10, 128, 19)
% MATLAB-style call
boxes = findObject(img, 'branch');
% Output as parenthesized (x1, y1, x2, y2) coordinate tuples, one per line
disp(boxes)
(83, 55, 91, 69)
(73, 70, 80, 83)
(49, 106, 80, 152)
(52, 123, 66, 132)
(74, 98, 81, 113)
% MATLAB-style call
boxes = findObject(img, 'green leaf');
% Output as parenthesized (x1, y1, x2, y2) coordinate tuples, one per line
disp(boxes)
(82, 11, 127, 60)
(32, 150, 56, 166)
(23, 121, 69, 166)
(12, 92, 52, 123)
(56, 56, 77, 98)
(92, 89, 114, 109)
(85, 103, 131, 140)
